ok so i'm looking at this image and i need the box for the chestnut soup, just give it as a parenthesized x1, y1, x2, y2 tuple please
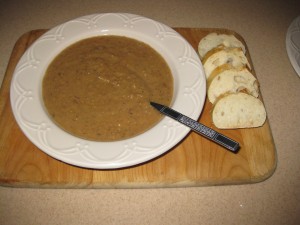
(42, 35, 173, 141)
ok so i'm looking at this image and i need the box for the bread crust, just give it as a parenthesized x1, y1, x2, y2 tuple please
(212, 93, 266, 129)
(203, 47, 251, 78)
(198, 32, 267, 130)
(207, 64, 259, 103)
(198, 32, 246, 59)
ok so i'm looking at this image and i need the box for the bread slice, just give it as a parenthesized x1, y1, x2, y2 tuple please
(212, 93, 266, 129)
(198, 33, 246, 59)
(202, 47, 251, 78)
(207, 64, 259, 103)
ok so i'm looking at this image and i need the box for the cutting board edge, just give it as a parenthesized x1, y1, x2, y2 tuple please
(0, 164, 277, 189)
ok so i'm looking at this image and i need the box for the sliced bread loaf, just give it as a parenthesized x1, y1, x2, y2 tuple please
(212, 93, 266, 129)
(202, 47, 251, 78)
(207, 64, 259, 104)
(198, 32, 246, 59)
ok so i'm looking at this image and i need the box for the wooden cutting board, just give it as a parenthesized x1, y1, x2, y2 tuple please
(0, 28, 276, 188)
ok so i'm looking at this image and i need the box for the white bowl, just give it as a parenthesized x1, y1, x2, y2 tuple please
(10, 13, 206, 169)
(286, 15, 300, 77)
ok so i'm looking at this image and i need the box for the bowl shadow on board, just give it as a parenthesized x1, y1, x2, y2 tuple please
(55, 129, 194, 172)
(115, 130, 193, 171)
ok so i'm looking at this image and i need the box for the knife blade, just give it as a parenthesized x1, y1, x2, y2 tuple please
(150, 102, 240, 153)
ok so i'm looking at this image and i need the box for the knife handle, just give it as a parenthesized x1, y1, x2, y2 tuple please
(150, 102, 240, 153)
(179, 115, 240, 153)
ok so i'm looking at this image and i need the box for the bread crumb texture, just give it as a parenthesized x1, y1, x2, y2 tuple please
(198, 32, 266, 129)
(212, 93, 266, 129)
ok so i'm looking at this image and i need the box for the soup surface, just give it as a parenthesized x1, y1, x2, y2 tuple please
(42, 35, 173, 141)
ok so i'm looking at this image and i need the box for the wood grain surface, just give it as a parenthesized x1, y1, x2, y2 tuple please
(0, 28, 276, 188)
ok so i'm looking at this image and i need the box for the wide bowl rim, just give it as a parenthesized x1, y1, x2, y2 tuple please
(10, 13, 206, 169)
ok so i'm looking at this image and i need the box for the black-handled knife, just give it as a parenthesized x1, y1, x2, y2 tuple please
(150, 102, 240, 153)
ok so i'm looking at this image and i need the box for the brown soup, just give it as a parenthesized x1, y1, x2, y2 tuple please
(42, 35, 173, 141)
